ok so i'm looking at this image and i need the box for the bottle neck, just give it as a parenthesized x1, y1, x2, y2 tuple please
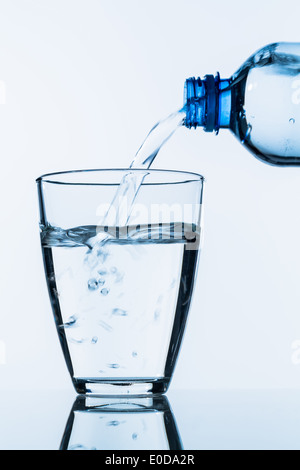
(184, 74, 231, 132)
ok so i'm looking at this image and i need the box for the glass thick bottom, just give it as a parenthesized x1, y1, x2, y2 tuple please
(73, 378, 170, 396)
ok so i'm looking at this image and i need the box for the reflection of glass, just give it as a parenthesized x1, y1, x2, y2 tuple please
(37, 169, 204, 395)
(60, 395, 182, 450)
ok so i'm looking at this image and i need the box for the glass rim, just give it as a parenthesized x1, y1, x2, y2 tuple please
(36, 168, 205, 186)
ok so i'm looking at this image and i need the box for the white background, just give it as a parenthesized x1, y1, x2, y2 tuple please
(1, 0, 300, 393)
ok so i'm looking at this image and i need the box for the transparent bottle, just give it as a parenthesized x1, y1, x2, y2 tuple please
(184, 42, 300, 165)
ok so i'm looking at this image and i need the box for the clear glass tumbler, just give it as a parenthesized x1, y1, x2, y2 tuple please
(60, 395, 182, 450)
(36, 169, 204, 395)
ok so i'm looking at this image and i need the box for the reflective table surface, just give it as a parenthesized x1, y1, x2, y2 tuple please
(0, 389, 300, 450)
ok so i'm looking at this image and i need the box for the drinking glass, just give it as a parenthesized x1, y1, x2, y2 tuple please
(36, 169, 204, 395)
(60, 395, 182, 450)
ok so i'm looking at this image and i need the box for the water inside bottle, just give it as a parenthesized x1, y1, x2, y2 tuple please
(230, 44, 300, 165)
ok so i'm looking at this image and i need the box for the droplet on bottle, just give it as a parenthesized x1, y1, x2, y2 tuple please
(245, 124, 252, 138)
(88, 278, 98, 291)
(242, 124, 252, 144)
(100, 287, 110, 296)
(289, 118, 295, 124)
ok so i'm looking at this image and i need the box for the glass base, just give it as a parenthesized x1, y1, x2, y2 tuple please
(73, 378, 170, 396)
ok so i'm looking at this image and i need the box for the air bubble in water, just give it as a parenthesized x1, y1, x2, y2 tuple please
(107, 420, 120, 427)
(62, 315, 77, 328)
(97, 277, 105, 286)
(88, 278, 98, 291)
(115, 271, 124, 283)
(99, 320, 112, 332)
(154, 310, 160, 320)
(132, 351, 138, 358)
(107, 363, 120, 369)
(98, 268, 107, 276)
(289, 118, 295, 124)
(96, 248, 109, 264)
(112, 308, 127, 316)
(100, 287, 110, 296)
(91, 336, 98, 344)
(69, 337, 87, 344)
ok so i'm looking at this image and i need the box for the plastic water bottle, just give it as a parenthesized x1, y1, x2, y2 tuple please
(184, 42, 300, 165)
